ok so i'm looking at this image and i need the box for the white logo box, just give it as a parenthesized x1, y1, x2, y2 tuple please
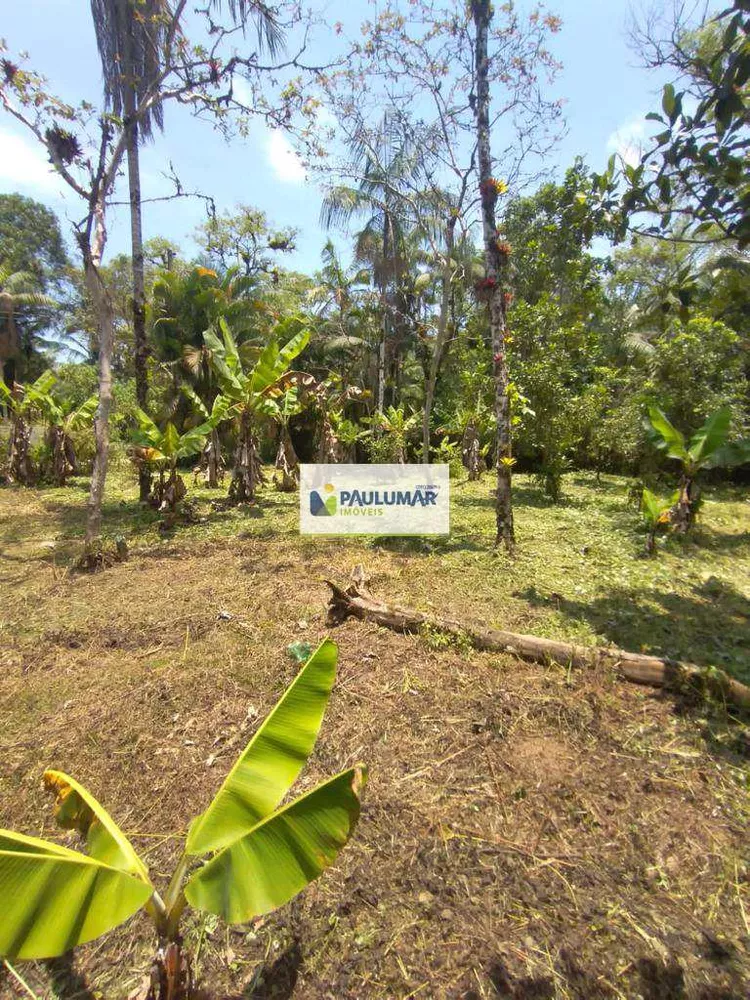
(300, 464, 450, 535)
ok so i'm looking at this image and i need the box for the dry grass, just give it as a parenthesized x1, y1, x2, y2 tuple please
(0, 469, 748, 999)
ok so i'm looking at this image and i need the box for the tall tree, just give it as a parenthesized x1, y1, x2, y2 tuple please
(1, 2, 336, 553)
(0, 265, 56, 388)
(598, 0, 750, 247)
(472, 0, 514, 551)
(89, 0, 168, 500)
(321, 114, 417, 412)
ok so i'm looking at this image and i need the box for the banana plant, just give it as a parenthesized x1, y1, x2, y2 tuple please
(266, 384, 304, 492)
(0, 640, 366, 1000)
(646, 405, 750, 531)
(362, 406, 420, 464)
(181, 385, 226, 489)
(204, 317, 310, 503)
(0, 371, 57, 485)
(131, 399, 228, 515)
(641, 487, 679, 555)
(37, 393, 98, 486)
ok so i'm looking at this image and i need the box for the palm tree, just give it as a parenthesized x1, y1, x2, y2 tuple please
(90, 0, 283, 497)
(320, 114, 418, 412)
(89, 0, 169, 500)
(0, 264, 56, 388)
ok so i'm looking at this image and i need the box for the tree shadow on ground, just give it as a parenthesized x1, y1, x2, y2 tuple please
(463, 950, 747, 1000)
(453, 483, 590, 511)
(237, 941, 301, 999)
(517, 576, 750, 685)
(45, 953, 97, 1000)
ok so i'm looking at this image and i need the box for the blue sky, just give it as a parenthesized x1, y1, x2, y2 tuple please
(1, 0, 670, 275)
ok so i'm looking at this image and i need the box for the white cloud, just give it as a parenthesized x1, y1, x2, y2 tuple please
(605, 115, 647, 168)
(265, 129, 306, 184)
(0, 127, 67, 197)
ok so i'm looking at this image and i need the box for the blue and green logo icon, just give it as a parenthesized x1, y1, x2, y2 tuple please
(309, 482, 337, 517)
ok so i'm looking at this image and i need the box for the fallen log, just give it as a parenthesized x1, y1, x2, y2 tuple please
(325, 568, 750, 712)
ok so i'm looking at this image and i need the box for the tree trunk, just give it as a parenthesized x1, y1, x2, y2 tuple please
(47, 425, 72, 486)
(83, 256, 116, 546)
(325, 571, 750, 712)
(6, 410, 33, 485)
(671, 476, 698, 534)
(422, 220, 456, 462)
(146, 940, 192, 1000)
(125, 102, 151, 503)
(462, 421, 481, 480)
(206, 428, 223, 488)
(472, 0, 515, 552)
(228, 410, 263, 503)
(274, 424, 300, 491)
(377, 216, 390, 415)
(315, 412, 344, 463)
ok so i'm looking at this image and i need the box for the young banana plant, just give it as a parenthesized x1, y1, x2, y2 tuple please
(0, 640, 366, 1000)
(38, 393, 98, 486)
(0, 371, 57, 485)
(204, 317, 310, 504)
(641, 486, 679, 555)
(132, 398, 229, 516)
(646, 405, 750, 532)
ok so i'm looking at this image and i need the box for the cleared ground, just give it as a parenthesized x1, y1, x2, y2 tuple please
(0, 468, 748, 999)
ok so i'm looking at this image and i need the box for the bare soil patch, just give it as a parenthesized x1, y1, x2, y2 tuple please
(1, 530, 748, 1000)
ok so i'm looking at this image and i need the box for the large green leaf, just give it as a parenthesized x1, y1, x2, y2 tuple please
(162, 422, 181, 459)
(184, 766, 366, 924)
(175, 421, 214, 459)
(133, 408, 162, 448)
(687, 406, 732, 467)
(705, 437, 750, 469)
(68, 395, 98, 431)
(28, 370, 57, 398)
(218, 318, 242, 372)
(646, 406, 688, 461)
(186, 639, 338, 856)
(43, 771, 150, 883)
(0, 831, 153, 960)
(277, 328, 310, 372)
(249, 339, 282, 395)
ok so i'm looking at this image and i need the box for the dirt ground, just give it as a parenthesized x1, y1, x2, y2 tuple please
(1, 515, 748, 1000)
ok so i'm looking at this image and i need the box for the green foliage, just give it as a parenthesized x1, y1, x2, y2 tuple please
(646, 404, 750, 477)
(0, 640, 365, 960)
(598, 1, 750, 245)
(131, 402, 226, 470)
(363, 406, 420, 463)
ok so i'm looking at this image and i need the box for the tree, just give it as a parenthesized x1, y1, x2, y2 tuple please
(0, 264, 56, 387)
(599, 0, 750, 246)
(646, 404, 750, 532)
(321, 113, 419, 412)
(131, 399, 227, 518)
(0, 193, 69, 278)
(89, 0, 169, 500)
(196, 204, 296, 277)
(1, 4, 337, 549)
(206, 318, 310, 502)
(39, 392, 99, 486)
(0, 371, 56, 484)
(472, 0, 515, 550)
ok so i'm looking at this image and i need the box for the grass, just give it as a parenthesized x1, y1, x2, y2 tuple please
(0, 465, 749, 999)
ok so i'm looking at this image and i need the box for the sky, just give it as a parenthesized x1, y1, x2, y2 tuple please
(0, 0, 672, 276)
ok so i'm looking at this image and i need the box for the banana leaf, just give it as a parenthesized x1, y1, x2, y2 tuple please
(186, 639, 338, 856)
(184, 766, 366, 924)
